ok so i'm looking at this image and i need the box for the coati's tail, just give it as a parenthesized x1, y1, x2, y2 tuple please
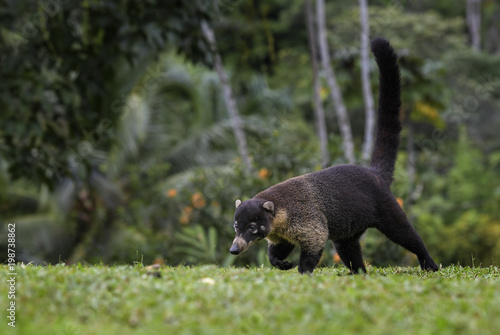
(369, 37, 401, 185)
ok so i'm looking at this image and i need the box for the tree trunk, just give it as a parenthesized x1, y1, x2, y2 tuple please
(486, 4, 500, 54)
(467, 0, 482, 51)
(315, 0, 355, 164)
(359, 0, 376, 163)
(201, 21, 253, 175)
(305, 0, 330, 168)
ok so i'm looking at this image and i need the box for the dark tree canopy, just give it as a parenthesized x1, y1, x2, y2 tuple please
(0, 0, 212, 188)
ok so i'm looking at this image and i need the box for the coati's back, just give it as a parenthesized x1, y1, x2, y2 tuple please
(256, 164, 389, 240)
(253, 38, 402, 242)
(257, 37, 401, 221)
(316, 37, 402, 230)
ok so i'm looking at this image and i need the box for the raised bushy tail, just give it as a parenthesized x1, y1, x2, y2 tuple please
(369, 37, 401, 185)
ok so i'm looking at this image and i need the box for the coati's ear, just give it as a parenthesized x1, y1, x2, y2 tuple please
(262, 201, 274, 213)
(235, 199, 242, 208)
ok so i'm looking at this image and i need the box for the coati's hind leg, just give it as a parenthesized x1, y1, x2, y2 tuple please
(333, 237, 367, 274)
(376, 199, 439, 271)
(268, 240, 296, 270)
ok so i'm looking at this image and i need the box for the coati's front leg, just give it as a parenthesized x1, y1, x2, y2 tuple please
(268, 241, 296, 270)
(298, 249, 323, 274)
(297, 219, 329, 274)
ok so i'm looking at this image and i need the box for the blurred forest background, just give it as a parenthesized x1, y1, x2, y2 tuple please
(1, 0, 500, 269)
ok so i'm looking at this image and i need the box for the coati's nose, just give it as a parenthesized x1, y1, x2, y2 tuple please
(229, 243, 240, 255)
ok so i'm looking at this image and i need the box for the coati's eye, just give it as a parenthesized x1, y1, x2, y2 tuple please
(234, 222, 238, 232)
(249, 224, 258, 234)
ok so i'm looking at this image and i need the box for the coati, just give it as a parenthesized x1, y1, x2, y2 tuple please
(229, 37, 439, 274)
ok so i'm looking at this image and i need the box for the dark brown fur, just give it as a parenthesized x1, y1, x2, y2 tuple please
(229, 38, 439, 274)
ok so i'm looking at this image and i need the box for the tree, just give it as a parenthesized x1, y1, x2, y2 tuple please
(0, 0, 214, 262)
(0, 0, 212, 189)
(201, 21, 253, 175)
(485, 2, 500, 54)
(316, 0, 355, 163)
(359, 0, 376, 162)
(305, 0, 330, 168)
(466, 0, 482, 51)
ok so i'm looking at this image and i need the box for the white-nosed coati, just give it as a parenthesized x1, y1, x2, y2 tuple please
(229, 37, 439, 274)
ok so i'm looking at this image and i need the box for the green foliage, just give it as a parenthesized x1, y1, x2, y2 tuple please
(405, 130, 500, 266)
(362, 129, 500, 268)
(6, 264, 500, 334)
(82, 52, 319, 266)
(174, 224, 235, 267)
(215, 0, 308, 76)
(443, 50, 500, 151)
(0, 0, 212, 187)
(328, 7, 461, 130)
(329, 6, 466, 59)
(445, 210, 500, 266)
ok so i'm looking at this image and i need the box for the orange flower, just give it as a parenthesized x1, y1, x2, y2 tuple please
(258, 168, 270, 179)
(166, 189, 177, 198)
(182, 206, 193, 215)
(396, 197, 404, 208)
(333, 253, 341, 263)
(180, 215, 190, 225)
(153, 257, 164, 265)
(191, 192, 206, 209)
(180, 206, 193, 225)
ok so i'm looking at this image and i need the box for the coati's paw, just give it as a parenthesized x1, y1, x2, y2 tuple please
(424, 262, 440, 272)
(297, 265, 313, 275)
(277, 261, 296, 270)
(419, 258, 439, 272)
(298, 253, 322, 274)
(272, 260, 296, 270)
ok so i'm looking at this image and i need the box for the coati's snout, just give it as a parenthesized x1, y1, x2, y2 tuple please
(229, 243, 240, 255)
(229, 236, 249, 255)
(229, 198, 274, 255)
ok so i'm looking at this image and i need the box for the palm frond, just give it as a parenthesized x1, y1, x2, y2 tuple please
(107, 93, 151, 177)
(157, 164, 235, 193)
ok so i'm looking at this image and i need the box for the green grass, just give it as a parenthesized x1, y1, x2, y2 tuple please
(2, 264, 500, 335)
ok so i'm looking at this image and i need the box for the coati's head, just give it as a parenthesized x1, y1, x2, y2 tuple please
(229, 198, 274, 255)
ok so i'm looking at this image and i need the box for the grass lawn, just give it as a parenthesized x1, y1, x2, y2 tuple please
(1, 264, 500, 334)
